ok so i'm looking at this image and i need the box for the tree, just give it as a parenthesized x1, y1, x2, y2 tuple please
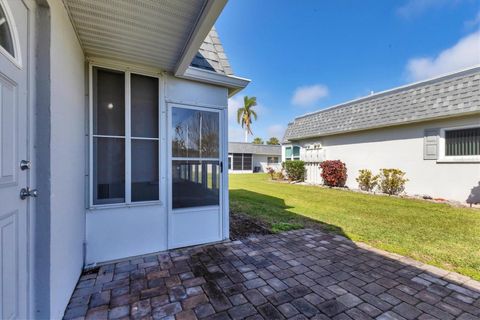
(267, 137, 280, 145)
(237, 96, 258, 142)
(252, 137, 264, 144)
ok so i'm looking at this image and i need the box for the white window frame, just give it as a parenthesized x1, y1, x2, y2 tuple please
(284, 145, 301, 161)
(438, 124, 480, 163)
(88, 63, 162, 208)
(0, 0, 22, 68)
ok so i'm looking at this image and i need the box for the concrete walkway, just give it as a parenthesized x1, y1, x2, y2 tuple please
(64, 229, 480, 319)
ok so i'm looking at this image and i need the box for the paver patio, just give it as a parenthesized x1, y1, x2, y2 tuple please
(64, 229, 480, 320)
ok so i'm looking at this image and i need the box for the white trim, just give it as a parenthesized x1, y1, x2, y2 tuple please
(165, 98, 227, 110)
(0, 0, 22, 68)
(438, 123, 480, 163)
(283, 145, 301, 161)
(125, 71, 132, 204)
(166, 103, 223, 215)
(174, 0, 227, 76)
(88, 64, 94, 207)
(179, 66, 250, 97)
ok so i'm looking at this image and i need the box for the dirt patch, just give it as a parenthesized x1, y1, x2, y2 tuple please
(229, 212, 273, 240)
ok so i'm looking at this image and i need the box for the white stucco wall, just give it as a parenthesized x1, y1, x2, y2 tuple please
(253, 154, 281, 172)
(48, 1, 86, 318)
(295, 115, 480, 202)
(86, 75, 229, 264)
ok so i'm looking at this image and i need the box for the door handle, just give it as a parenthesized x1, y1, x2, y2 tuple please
(20, 160, 31, 170)
(20, 187, 38, 200)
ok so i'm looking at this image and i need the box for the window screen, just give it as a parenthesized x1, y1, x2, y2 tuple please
(445, 128, 480, 156)
(285, 147, 292, 158)
(293, 146, 300, 158)
(92, 68, 160, 205)
(243, 154, 252, 171)
(233, 153, 243, 170)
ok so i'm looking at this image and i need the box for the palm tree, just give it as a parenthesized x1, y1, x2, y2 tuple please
(252, 137, 264, 144)
(267, 137, 280, 145)
(237, 96, 257, 142)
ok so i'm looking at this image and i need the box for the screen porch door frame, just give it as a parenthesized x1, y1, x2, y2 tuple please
(167, 103, 226, 249)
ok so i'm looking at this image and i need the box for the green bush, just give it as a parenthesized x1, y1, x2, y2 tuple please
(378, 169, 408, 195)
(356, 169, 379, 192)
(284, 160, 305, 181)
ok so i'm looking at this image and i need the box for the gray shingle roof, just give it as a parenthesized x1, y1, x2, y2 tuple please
(284, 67, 480, 142)
(191, 27, 233, 75)
(229, 142, 282, 156)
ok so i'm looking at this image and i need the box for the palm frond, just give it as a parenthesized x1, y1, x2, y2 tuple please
(250, 109, 257, 120)
(237, 107, 244, 124)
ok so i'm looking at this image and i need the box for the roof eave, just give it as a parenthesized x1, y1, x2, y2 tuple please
(174, 0, 228, 77)
(179, 66, 251, 97)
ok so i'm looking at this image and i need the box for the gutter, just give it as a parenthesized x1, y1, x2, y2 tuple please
(179, 66, 250, 97)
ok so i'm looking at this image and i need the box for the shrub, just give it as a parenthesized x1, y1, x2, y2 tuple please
(356, 169, 379, 192)
(266, 167, 275, 179)
(273, 171, 285, 180)
(320, 160, 347, 187)
(378, 169, 408, 195)
(284, 160, 305, 181)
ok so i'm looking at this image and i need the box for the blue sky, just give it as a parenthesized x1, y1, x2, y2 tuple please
(215, 0, 480, 142)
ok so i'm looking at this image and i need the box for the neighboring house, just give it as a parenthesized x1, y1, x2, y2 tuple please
(283, 67, 480, 203)
(228, 142, 282, 173)
(0, 0, 249, 318)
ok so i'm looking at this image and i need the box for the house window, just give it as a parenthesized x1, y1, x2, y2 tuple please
(243, 154, 252, 170)
(231, 153, 252, 171)
(285, 146, 300, 161)
(267, 156, 279, 164)
(0, 3, 14, 57)
(0, 0, 21, 66)
(445, 127, 480, 156)
(91, 67, 159, 205)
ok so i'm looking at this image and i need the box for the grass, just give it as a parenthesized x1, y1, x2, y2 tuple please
(229, 173, 480, 280)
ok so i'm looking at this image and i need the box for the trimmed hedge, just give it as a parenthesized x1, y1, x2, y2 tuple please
(284, 160, 305, 181)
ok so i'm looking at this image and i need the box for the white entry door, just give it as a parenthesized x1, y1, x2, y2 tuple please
(168, 104, 224, 248)
(0, 0, 30, 319)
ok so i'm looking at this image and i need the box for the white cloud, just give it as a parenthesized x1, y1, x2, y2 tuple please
(396, 0, 450, 19)
(291, 84, 329, 107)
(465, 11, 480, 29)
(228, 96, 243, 122)
(405, 31, 480, 81)
(266, 124, 285, 140)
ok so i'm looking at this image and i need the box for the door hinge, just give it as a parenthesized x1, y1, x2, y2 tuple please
(220, 161, 223, 173)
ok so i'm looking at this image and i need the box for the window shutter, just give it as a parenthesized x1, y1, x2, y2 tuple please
(424, 128, 440, 160)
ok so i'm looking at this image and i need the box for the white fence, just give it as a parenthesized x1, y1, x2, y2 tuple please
(305, 162, 323, 184)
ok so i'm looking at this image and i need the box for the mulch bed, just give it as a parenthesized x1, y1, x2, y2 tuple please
(229, 212, 273, 240)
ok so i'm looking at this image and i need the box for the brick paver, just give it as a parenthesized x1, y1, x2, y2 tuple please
(64, 229, 480, 319)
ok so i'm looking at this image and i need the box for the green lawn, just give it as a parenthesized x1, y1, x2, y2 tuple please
(229, 173, 480, 280)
